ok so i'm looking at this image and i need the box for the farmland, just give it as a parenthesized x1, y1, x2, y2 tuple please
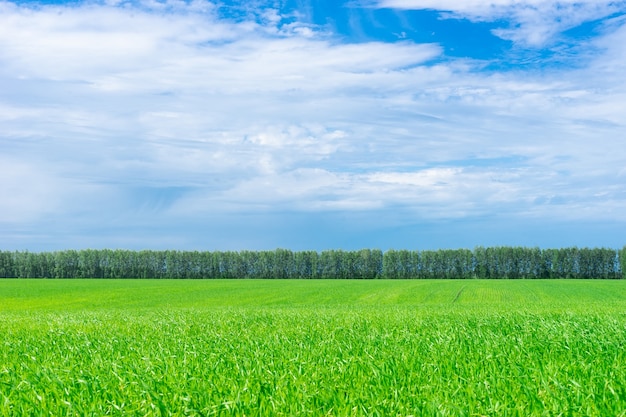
(1, 279, 626, 416)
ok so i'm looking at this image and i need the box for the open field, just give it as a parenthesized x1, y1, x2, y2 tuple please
(1, 280, 626, 416)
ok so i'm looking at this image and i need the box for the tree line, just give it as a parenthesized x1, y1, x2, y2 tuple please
(0, 247, 625, 279)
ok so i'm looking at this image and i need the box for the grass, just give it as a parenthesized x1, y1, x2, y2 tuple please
(1, 279, 626, 416)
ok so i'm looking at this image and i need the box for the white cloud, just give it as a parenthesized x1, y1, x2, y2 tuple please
(377, 0, 625, 47)
(1, 0, 626, 249)
(0, 159, 61, 223)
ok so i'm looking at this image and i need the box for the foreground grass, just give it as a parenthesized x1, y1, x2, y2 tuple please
(1, 280, 625, 416)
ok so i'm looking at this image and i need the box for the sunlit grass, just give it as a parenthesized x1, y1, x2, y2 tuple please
(1, 280, 625, 415)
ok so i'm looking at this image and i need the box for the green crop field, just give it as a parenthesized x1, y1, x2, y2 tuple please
(1, 279, 625, 416)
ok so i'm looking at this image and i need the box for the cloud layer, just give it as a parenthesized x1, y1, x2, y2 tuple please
(1, 0, 625, 250)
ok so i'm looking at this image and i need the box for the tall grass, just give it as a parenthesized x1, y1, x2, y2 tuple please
(1, 280, 625, 416)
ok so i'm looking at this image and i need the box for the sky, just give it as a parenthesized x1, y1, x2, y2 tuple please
(1, 0, 626, 252)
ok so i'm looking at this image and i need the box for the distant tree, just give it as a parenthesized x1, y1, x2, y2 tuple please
(382, 250, 401, 279)
(294, 251, 318, 279)
(362, 249, 383, 279)
(619, 246, 626, 279)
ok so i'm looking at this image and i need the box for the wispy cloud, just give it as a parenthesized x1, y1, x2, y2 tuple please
(1, 0, 625, 250)
(376, 0, 625, 47)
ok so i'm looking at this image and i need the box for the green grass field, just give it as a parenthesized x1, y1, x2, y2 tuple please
(1, 279, 625, 416)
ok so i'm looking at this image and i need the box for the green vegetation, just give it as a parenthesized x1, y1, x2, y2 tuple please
(1, 279, 626, 416)
(1, 246, 625, 279)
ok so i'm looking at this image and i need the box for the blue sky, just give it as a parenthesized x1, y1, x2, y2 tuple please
(1, 0, 626, 252)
